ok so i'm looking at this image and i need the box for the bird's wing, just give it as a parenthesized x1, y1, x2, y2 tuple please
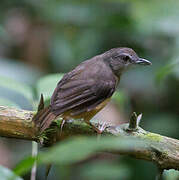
(50, 77, 116, 116)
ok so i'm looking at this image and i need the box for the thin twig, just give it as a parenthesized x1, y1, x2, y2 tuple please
(31, 141, 38, 180)
(156, 168, 164, 180)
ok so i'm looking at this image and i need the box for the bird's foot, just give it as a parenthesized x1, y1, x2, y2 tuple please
(96, 122, 107, 134)
(95, 122, 107, 140)
(85, 120, 107, 135)
(90, 123, 104, 134)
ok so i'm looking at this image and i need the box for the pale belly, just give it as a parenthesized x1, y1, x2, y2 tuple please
(61, 98, 111, 121)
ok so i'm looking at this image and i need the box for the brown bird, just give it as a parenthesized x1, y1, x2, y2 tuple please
(34, 47, 151, 133)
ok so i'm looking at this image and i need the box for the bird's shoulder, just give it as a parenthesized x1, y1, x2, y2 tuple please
(59, 55, 114, 86)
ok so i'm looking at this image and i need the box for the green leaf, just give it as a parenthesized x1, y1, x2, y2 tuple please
(80, 161, 131, 180)
(0, 97, 20, 108)
(0, 76, 34, 104)
(14, 136, 144, 176)
(36, 73, 64, 102)
(13, 157, 36, 176)
(0, 165, 23, 180)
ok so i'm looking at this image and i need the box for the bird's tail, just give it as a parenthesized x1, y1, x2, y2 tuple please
(33, 106, 56, 133)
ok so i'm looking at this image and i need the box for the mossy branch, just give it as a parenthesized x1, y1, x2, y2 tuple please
(0, 106, 179, 171)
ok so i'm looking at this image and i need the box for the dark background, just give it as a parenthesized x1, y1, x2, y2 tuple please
(0, 0, 179, 179)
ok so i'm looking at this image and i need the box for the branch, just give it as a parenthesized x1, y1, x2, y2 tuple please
(0, 106, 179, 171)
(0, 106, 38, 141)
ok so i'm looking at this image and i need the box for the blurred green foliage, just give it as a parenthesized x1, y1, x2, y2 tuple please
(14, 136, 143, 176)
(0, 0, 179, 180)
(0, 76, 33, 103)
(164, 169, 179, 180)
(36, 73, 63, 103)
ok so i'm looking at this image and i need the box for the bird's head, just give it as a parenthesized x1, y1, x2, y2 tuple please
(103, 47, 151, 77)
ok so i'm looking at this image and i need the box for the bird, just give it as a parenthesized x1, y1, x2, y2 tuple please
(33, 47, 151, 133)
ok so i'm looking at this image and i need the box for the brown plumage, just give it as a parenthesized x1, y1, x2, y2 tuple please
(33, 47, 151, 133)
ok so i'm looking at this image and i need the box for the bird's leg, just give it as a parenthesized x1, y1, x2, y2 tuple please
(85, 120, 100, 134)
(96, 122, 107, 140)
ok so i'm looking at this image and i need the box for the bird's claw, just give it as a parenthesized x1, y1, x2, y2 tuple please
(96, 122, 107, 134)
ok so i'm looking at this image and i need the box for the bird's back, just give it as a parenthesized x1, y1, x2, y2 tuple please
(50, 55, 117, 117)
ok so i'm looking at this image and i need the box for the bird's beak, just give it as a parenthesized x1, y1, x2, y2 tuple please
(135, 58, 152, 65)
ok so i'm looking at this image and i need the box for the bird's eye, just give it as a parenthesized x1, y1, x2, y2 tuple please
(123, 55, 130, 61)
